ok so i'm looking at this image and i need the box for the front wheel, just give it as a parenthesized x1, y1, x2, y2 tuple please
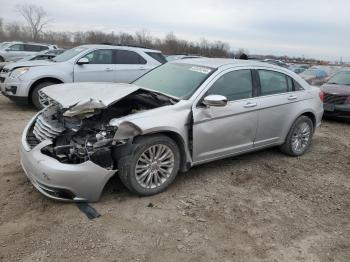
(280, 116, 314, 156)
(118, 135, 180, 196)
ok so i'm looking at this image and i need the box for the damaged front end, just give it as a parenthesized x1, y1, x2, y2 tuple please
(26, 89, 173, 170)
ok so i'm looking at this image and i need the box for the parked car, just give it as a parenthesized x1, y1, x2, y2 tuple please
(0, 49, 66, 71)
(0, 42, 12, 49)
(300, 68, 328, 86)
(0, 44, 166, 109)
(20, 58, 323, 202)
(0, 42, 58, 62)
(13, 48, 65, 62)
(321, 70, 350, 119)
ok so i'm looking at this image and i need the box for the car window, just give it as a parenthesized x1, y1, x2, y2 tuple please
(53, 47, 88, 62)
(83, 49, 113, 64)
(293, 80, 304, 91)
(133, 63, 214, 99)
(116, 50, 146, 64)
(206, 70, 253, 101)
(258, 70, 289, 96)
(39, 45, 49, 51)
(8, 44, 24, 51)
(24, 44, 44, 52)
(286, 76, 293, 91)
(146, 52, 167, 64)
(328, 71, 350, 85)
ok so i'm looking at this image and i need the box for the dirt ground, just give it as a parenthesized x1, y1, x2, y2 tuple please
(0, 94, 349, 262)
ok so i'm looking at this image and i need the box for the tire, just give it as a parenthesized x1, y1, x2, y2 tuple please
(31, 81, 55, 110)
(118, 135, 180, 196)
(280, 116, 314, 156)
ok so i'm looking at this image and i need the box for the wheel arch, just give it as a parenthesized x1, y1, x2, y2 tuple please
(28, 77, 64, 103)
(300, 111, 316, 131)
(283, 110, 317, 143)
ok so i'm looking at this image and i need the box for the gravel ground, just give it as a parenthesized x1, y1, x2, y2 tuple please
(0, 94, 349, 262)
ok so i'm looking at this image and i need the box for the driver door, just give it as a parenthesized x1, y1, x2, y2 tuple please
(73, 49, 116, 82)
(192, 69, 259, 163)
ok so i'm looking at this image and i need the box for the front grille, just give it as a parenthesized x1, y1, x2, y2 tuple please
(324, 93, 348, 105)
(27, 131, 40, 149)
(33, 113, 65, 142)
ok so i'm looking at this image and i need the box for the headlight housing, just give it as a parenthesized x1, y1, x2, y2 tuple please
(9, 67, 30, 79)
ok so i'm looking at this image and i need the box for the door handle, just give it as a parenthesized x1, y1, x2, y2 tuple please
(288, 95, 298, 100)
(139, 67, 147, 70)
(104, 68, 114, 72)
(244, 102, 257, 108)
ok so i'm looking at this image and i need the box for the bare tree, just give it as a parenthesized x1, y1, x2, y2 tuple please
(15, 4, 50, 41)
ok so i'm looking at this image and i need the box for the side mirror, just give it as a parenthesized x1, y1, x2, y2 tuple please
(203, 95, 228, 107)
(76, 57, 89, 65)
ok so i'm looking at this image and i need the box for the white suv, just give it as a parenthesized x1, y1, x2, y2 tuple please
(0, 44, 166, 109)
(0, 42, 58, 62)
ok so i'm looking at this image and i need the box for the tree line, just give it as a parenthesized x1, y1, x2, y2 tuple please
(0, 13, 238, 58)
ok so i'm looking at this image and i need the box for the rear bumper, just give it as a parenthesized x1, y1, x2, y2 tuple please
(323, 104, 350, 119)
(20, 117, 116, 202)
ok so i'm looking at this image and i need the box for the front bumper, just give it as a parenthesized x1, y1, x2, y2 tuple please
(323, 103, 350, 119)
(20, 116, 116, 202)
(1, 75, 31, 98)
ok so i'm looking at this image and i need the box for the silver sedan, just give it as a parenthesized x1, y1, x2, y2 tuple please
(20, 58, 324, 202)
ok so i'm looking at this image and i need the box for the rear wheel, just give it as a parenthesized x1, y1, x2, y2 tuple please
(280, 116, 314, 156)
(118, 135, 180, 196)
(31, 81, 56, 109)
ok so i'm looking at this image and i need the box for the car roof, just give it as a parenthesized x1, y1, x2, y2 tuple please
(78, 44, 161, 53)
(170, 58, 287, 71)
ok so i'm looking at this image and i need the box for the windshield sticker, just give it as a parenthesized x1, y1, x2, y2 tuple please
(189, 66, 212, 74)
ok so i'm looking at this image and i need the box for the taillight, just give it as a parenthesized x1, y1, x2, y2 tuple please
(319, 91, 324, 102)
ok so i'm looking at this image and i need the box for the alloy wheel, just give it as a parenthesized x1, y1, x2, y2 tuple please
(135, 144, 175, 189)
(291, 122, 311, 153)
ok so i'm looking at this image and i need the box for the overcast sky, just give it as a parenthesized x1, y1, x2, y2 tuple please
(0, 0, 348, 61)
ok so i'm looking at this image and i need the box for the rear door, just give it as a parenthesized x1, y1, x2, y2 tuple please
(23, 44, 44, 55)
(115, 50, 152, 83)
(192, 69, 259, 163)
(4, 44, 25, 60)
(73, 49, 116, 82)
(254, 69, 305, 147)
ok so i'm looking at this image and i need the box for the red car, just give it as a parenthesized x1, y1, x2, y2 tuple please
(321, 70, 350, 120)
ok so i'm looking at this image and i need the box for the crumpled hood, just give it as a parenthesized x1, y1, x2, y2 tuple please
(42, 82, 141, 116)
(321, 83, 350, 96)
(3, 60, 54, 71)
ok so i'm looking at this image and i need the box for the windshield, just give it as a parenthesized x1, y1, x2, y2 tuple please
(134, 63, 215, 99)
(53, 46, 88, 62)
(328, 71, 350, 85)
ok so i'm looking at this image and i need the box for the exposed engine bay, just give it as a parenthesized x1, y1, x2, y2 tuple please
(27, 90, 175, 169)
